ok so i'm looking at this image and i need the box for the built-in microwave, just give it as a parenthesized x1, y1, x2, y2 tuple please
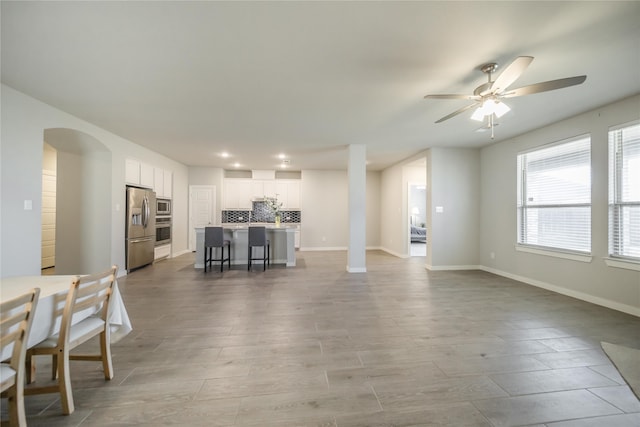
(156, 198, 171, 216)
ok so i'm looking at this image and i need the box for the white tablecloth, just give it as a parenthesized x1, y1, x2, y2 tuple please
(0, 275, 133, 361)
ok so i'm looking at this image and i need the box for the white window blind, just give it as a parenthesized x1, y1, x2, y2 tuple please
(608, 122, 640, 260)
(517, 136, 591, 253)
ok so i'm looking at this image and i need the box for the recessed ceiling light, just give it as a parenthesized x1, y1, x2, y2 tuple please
(278, 153, 286, 160)
(233, 162, 241, 168)
(220, 152, 230, 158)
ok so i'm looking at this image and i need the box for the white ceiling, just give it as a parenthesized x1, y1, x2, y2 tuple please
(2, 1, 639, 171)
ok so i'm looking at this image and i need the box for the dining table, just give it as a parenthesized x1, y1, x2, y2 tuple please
(0, 274, 132, 361)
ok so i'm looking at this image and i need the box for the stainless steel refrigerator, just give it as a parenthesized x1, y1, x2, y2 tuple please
(126, 186, 156, 272)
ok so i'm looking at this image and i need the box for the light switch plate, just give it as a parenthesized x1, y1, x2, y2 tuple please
(24, 200, 33, 210)
(435, 206, 444, 213)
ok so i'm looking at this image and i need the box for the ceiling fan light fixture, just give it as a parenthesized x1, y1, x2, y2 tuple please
(492, 100, 510, 118)
(471, 106, 485, 121)
(471, 99, 510, 121)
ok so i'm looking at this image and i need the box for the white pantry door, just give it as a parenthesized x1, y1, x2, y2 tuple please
(189, 185, 216, 251)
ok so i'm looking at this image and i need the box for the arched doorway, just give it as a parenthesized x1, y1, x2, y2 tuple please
(42, 128, 112, 275)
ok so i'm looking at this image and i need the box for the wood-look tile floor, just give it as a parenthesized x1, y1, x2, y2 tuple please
(4, 251, 639, 426)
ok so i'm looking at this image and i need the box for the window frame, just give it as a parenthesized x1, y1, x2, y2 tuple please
(516, 134, 592, 256)
(608, 120, 640, 263)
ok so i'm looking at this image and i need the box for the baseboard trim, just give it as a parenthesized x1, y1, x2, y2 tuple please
(426, 264, 482, 271)
(480, 265, 640, 317)
(300, 246, 348, 252)
(379, 247, 410, 259)
(172, 249, 191, 258)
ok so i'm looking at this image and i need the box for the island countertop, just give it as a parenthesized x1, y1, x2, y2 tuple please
(194, 226, 296, 268)
(219, 223, 299, 230)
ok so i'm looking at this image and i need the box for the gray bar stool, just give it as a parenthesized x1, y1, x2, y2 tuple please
(204, 227, 231, 272)
(248, 226, 270, 271)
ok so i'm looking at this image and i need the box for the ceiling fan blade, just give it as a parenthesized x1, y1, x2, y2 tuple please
(425, 94, 481, 100)
(434, 103, 479, 123)
(489, 56, 534, 94)
(503, 75, 587, 97)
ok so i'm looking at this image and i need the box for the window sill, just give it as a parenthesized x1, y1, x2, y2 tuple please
(515, 245, 592, 263)
(604, 257, 640, 272)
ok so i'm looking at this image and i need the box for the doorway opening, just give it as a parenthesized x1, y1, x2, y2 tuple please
(404, 157, 427, 258)
(409, 183, 427, 256)
(41, 128, 112, 275)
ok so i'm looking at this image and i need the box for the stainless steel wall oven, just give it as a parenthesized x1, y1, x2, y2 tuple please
(155, 216, 171, 246)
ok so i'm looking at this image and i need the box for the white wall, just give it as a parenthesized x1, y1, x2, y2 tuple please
(480, 94, 640, 315)
(188, 166, 224, 224)
(366, 171, 381, 248)
(300, 170, 349, 249)
(427, 147, 481, 269)
(298, 170, 381, 250)
(55, 150, 84, 273)
(380, 164, 406, 256)
(379, 159, 429, 257)
(0, 85, 189, 277)
(380, 149, 480, 265)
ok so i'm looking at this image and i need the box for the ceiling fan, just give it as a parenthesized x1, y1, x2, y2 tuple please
(424, 56, 587, 138)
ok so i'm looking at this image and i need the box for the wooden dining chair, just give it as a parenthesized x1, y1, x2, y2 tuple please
(1, 288, 40, 427)
(25, 265, 117, 415)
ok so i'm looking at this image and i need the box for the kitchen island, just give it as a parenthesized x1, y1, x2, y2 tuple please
(194, 225, 296, 268)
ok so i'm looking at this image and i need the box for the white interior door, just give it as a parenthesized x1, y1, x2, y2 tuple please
(189, 185, 216, 251)
(41, 170, 57, 268)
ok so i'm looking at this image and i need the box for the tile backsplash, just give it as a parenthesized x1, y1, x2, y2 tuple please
(223, 201, 301, 223)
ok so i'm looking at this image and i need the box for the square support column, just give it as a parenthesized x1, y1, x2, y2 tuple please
(347, 144, 366, 272)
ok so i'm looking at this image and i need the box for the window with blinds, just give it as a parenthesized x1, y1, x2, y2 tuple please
(608, 122, 640, 260)
(517, 136, 591, 253)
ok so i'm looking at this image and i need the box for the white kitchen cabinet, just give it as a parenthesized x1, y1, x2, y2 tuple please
(223, 179, 252, 209)
(154, 244, 171, 260)
(250, 180, 265, 200)
(154, 167, 164, 197)
(140, 162, 155, 188)
(163, 170, 172, 199)
(275, 181, 288, 203)
(127, 159, 172, 198)
(249, 179, 277, 200)
(125, 159, 141, 185)
(263, 180, 276, 199)
(153, 168, 173, 199)
(222, 178, 299, 209)
(273, 180, 300, 209)
(125, 159, 154, 189)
